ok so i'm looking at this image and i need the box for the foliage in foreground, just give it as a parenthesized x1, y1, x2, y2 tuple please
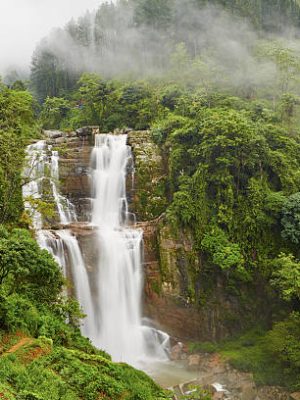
(0, 337, 169, 400)
(0, 227, 169, 399)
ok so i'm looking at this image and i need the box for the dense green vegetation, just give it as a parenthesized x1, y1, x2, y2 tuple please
(0, 80, 38, 224)
(189, 317, 300, 390)
(3, 0, 300, 396)
(0, 83, 171, 398)
(33, 43, 300, 391)
(0, 336, 168, 399)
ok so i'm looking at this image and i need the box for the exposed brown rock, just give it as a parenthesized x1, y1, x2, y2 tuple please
(187, 354, 201, 370)
(49, 134, 93, 221)
(291, 393, 300, 400)
(170, 342, 186, 361)
(44, 130, 64, 139)
(257, 386, 290, 400)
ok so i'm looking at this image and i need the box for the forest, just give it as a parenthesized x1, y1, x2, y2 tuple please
(2, 0, 300, 398)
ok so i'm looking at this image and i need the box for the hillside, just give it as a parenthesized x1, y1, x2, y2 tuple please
(2, 0, 300, 398)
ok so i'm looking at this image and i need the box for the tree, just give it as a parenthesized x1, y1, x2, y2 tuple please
(74, 73, 113, 128)
(170, 43, 191, 80)
(40, 97, 71, 129)
(281, 193, 300, 245)
(31, 43, 77, 102)
(256, 42, 300, 95)
(0, 228, 64, 303)
(201, 226, 248, 280)
(0, 131, 24, 223)
(267, 312, 300, 389)
(271, 253, 300, 301)
(0, 85, 37, 223)
(134, 0, 174, 30)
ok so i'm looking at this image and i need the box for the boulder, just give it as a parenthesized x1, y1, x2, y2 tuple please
(54, 137, 67, 144)
(291, 393, 300, 400)
(44, 130, 63, 139)
(170, 342, 184, 361)
(76, 126, 99, 137)
(65, 131, 77, 137)
(76, 127, 90, 137)
(240, 383, 257, 400)
(257, 386, 290, 400)
(213, 393, 226, 400)
(187, 354, 201, 370)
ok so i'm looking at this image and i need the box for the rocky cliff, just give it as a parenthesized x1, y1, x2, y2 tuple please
(43, 127, 267, 343)
(126, 131, 244, 341)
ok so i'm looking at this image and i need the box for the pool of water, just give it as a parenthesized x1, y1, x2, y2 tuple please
(141, 360, 198, 388)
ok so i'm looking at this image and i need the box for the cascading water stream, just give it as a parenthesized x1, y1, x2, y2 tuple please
(57, 229, 96, 338)
(23, 135, 169, 370)
(90, 134, 169, 366)
(23, 141, 94, 332)
(50, 149, 77, 224)
(23, 140, 47, 232)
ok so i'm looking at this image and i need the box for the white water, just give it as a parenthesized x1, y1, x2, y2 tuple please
(90, 134, 169, 366)
(23, 141, 91, 324)
(23, 141, 76, 231)
(23, 135, 169, 369)
(57, 229, 96, 338)
(50, 149, 77, 224)
(23, 140, 47, 231)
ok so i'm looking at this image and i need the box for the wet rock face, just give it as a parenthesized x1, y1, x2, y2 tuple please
(45, 129, 98, 221)
(127, 130, 237, 341)
(74, 224, 100, 298)
(137, 216, 244, 342)
(128, 131, 273, 343)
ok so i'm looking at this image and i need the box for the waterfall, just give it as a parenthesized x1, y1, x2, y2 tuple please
(23, 141, 76, 231)
(56, 229, 96, 338)
(50, 149, 77, 224)
(23, 140, 47, 232)
(23, 135, 169, 370)
(90, 134, 169, 366)
(23, 142, 93, 334)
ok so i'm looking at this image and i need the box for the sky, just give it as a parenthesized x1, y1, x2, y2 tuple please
(0, 0, 106, 74)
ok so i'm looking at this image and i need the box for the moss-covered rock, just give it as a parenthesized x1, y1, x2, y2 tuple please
(127, 130, 168, 221)
(158, 222, 198, 301)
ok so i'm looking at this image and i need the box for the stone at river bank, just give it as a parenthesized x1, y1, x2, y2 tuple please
(168, 350, 290, 400)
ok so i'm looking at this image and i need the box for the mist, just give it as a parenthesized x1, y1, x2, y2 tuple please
(0, 0, 106, 76)
(30, 0, 300, 98)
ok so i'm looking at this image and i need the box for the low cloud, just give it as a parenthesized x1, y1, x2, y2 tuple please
(0, 0, 104, 75)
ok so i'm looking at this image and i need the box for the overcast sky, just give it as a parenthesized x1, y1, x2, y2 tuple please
(0, 0, 107, 74)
